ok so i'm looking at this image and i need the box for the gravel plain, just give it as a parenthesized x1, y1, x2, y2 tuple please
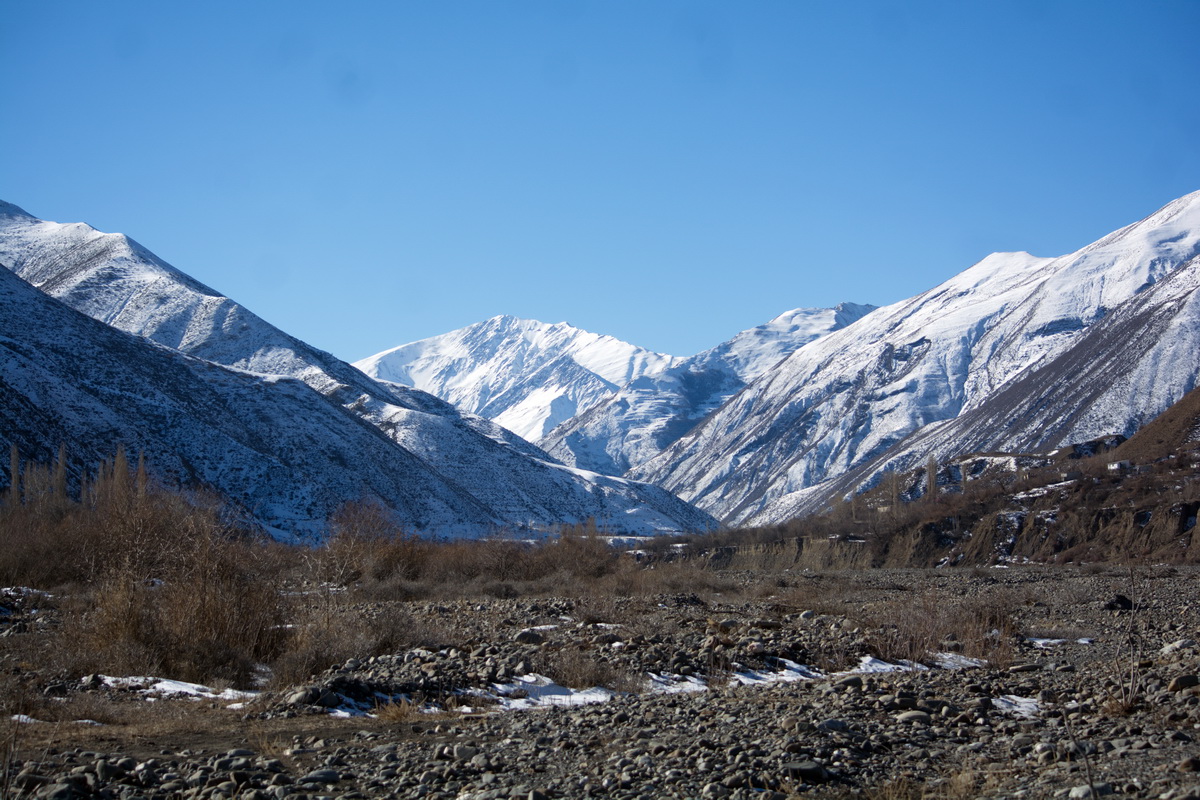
(5, 565, 1200, 799)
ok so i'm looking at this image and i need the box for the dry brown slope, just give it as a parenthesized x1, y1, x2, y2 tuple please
(1113, 384, 1200, 464)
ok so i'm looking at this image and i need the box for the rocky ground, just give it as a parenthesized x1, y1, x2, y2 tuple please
(5, 565, 1200, 799)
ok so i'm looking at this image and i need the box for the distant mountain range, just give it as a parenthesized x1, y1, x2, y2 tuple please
(632, 191, 1200, 524)
(363, 192, 1200, 529)
(0, 201, 715, 537)
(359, 304, 876, 476)
(4, 190, 1197, 537)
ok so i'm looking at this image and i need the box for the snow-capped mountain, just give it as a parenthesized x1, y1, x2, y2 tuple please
(0, 201, 715, 535)
(540, 303, 876, 475)
(355, 316, 680, 442)
(631, 192, 1200, 525)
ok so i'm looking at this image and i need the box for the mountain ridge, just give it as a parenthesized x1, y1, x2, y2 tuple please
(631, 191, 1200, 525)
(540, 302, 876, 475)
(0, 202, 716, 536)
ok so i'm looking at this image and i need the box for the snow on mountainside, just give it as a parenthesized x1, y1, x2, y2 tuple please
(540, 303, 876, 476)
(0, 201, 715, 535)
(355, 316, 680, 442)
(631, 192, 1200, 526)
(0, 266, 496, 536)
(764, 246, 1200, 524)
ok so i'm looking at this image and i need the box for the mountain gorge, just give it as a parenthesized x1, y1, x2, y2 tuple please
(0, 201, 715, 536)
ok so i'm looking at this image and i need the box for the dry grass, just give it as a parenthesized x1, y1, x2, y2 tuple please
(857, 588, 1019, 667)
(772, 574, 857, 616)
(538, 647, 645, 693)
(1, 715, 20, 800)
(807, 764, 1011, 800)
(268, 600, 419, 688)
(372, 697, 425, 723)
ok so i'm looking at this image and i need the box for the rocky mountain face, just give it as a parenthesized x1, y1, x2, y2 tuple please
(630, 192, 1200, 525)
(0, 201, 715, 536)
(355, 316, 679, 443)
(540, 304, 876, 476)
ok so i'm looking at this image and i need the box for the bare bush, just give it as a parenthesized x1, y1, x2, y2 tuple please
(80, 519, 287, 688)
(539, 646, 644, 693)
(859, 588, 1018, 667)
(269, 601, 418, 688)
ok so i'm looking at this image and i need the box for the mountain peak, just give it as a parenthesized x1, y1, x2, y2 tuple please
(357, 317, 679, 441)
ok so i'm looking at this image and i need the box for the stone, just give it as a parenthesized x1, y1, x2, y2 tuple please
(453, 745, 480, 760)
(1162, 639, 1196, 655)
(896, 710, 932, 724)
(782, 760, 831, 784)
(514, 629, 545, 645)
(1067, 783, 1112, 798)
(39, 785, 76, 800)
(286, 687, 318, 706)
(1104, 594, 1133, 611)
(300, 769, 341, 784)
(1168, 675, 1200, 693)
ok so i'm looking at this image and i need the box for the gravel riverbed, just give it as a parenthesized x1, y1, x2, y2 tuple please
(5, 566, 1200, 799)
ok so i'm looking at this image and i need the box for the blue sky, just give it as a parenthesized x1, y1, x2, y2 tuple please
(3, 1, 1198, 361)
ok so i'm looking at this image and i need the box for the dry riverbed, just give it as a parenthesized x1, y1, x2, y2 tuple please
(4, 565, 1200, 799)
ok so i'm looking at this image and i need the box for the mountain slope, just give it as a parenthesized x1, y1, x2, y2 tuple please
(765, 246, 1200, 523)
(355, 316, 679, 442)
(0, 202, 715, 535)
(0, 265, 498, 536)
(540, 303, 876, 475)
(631, 192, 1200, 525)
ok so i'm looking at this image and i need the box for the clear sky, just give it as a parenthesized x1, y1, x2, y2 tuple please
(3, 1, 1198, 361)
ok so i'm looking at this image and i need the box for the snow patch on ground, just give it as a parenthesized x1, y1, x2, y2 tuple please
(100, 675, 256, 702)
(994, 694, 1041, 718)
(488, 674, 616, 710)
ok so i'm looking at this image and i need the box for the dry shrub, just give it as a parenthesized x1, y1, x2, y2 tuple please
(269, 602, 418, 687)
(527, 527, 617, 579)
(540, 647, 644, 693)
(0, 451, 289, 690)
(321, 516, 630, 600)
(81, 519, 287, 688)
(859, 588, 1018, 667)
(319, 499, 427, 586)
